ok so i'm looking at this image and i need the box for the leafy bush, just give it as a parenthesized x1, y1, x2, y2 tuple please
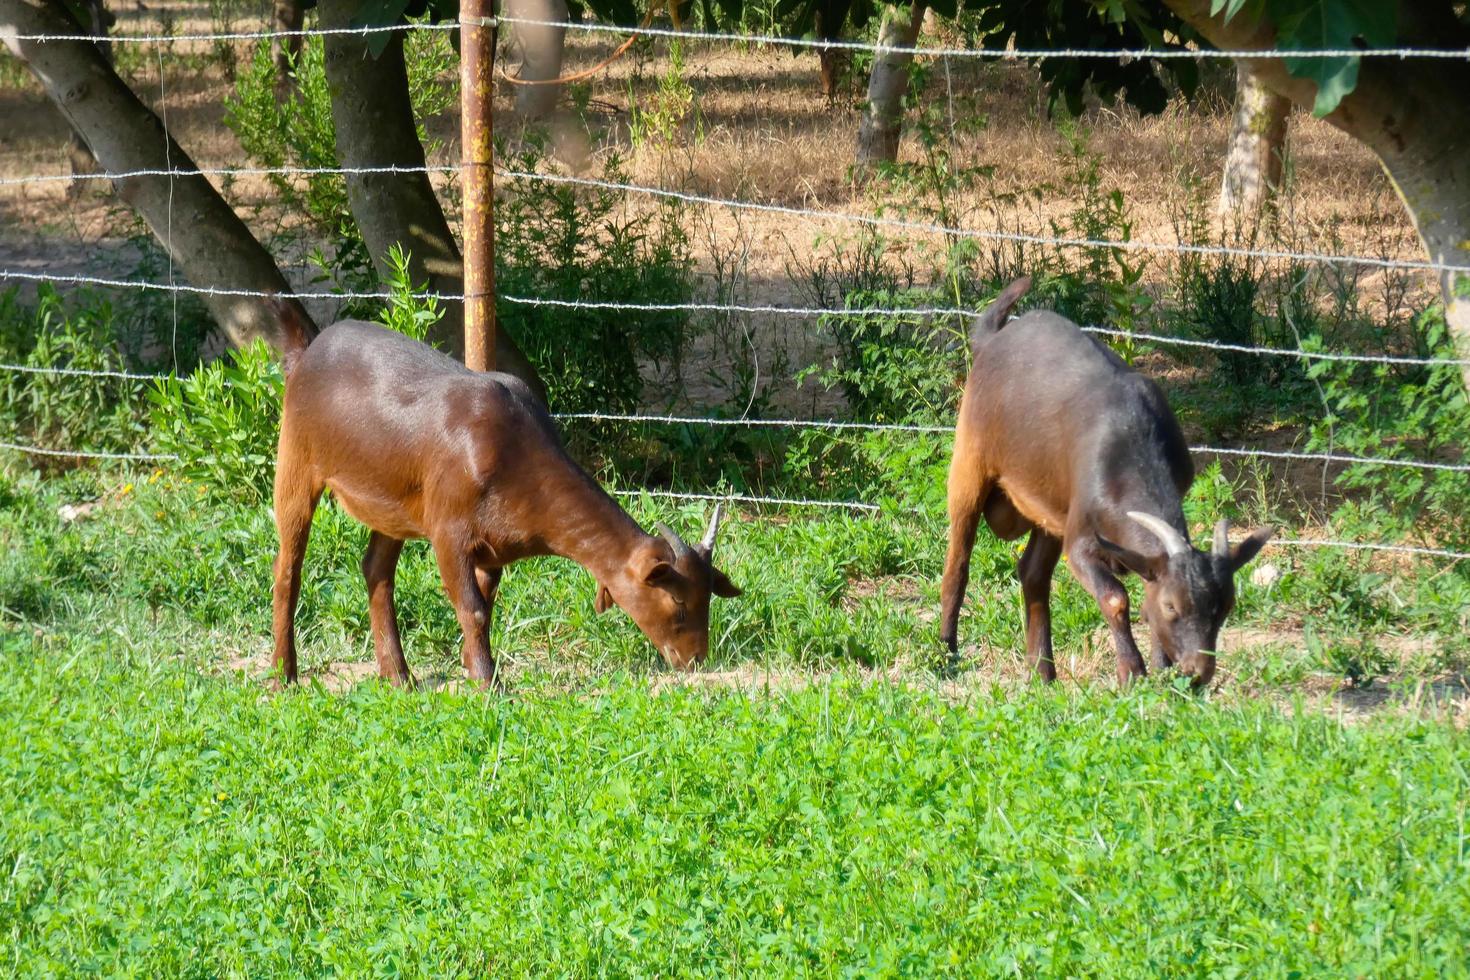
(1307, 306, 1470, 549)
(147, 250, 445, 504)
(224, 38, 377, 302)
(149, 340, 283, 505)
(224, 33, 457, 308)
(806, 287, 965, 425)
(497, 145, 696, 414)
(0, 286, 150, 459)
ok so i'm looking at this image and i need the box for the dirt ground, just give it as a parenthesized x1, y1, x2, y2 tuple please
(216, 622, 1470, 729)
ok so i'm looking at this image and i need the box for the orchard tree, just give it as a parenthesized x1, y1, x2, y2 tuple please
(856, 0, 1204, 167)
(1218, 60, 1290, 219)
(1145, 0, 1470, 387)
(2, 0, 546, 390)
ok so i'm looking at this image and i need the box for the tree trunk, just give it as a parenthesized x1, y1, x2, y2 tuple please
(813, 0, 851, 104)
(856, 1, 927, 167)
(1217, 61, 1290, 221)
(316, 0, 545, 399)
(504, 0, 567, 120)
(64, 0, 112, 193)
(270, 0, 305, 101)
(1163, 0, 1470, 392)
(2, 0, 314, 350)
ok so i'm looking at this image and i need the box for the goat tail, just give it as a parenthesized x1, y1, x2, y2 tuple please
(270, 295, 317, 379)
(967, 275, 1032, 348)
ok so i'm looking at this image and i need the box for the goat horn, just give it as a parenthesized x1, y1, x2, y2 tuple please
(1126, 511, 1191, 558)
(698, 502, 724, 558)
(654, 522, 693, 560)
(1213, 518, 1231, 557)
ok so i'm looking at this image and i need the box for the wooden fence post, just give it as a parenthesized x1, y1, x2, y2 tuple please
(460, 0, 496, 371)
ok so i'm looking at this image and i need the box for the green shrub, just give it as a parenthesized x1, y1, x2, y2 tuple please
(0, 286, 150, 459)
(224, 37, 377, 305)
(1307, 306, 1470, 550)
(149, 340, 284, 505)
(497, 145, 696, 415)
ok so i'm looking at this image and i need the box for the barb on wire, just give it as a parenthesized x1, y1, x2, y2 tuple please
(13, 15, 1469, 61)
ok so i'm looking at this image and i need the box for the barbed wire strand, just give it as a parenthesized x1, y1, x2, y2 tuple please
(0, 383, 1460, 472)
(3, 438, 1464, 557)
(0, 164, 460, 187)
(496, 15, 1470, 62)
(0, 362, 167, 381)
(5, 164, 1464, 278)
(498, 169, 1470, 276)
(0, 440, 178, 461)
(2, 271, 1466, 369)
(10, 17, 1470, 61)
(7, 23, 452, 44)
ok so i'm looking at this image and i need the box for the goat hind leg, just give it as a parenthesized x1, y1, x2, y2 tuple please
(939, 465, 992, 654)
(1018, 530, 1062, 682)
(362, 531, 412, 686)
(271, 467, 321, 685)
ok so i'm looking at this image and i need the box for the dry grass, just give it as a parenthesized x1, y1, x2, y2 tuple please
(0, 7, 1426, 292)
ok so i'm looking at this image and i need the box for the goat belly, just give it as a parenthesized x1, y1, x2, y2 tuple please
(995, 478, 1067, 537)
(325, 479, 426, 540)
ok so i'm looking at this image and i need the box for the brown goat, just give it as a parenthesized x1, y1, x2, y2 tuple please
(269, 305, 741, 687)
(940, 277, 1273, 687)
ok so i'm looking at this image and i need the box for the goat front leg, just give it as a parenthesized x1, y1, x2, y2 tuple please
(362, 531, 412, 686)
(431, 536, 497, 688)
(1066, 537, 1147, 686)
(1018, 530, 1063, 682)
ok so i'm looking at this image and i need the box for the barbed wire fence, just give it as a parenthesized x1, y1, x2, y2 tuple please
(2, 15, 1469, 561)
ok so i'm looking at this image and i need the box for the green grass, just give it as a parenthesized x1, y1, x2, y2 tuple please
(1, 634, 1467, 975)
(2, 457, 1469, 974)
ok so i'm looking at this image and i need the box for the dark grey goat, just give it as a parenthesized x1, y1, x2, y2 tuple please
(940, 276, 1274, 687)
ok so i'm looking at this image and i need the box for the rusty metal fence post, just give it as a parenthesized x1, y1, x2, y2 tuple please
(460, 0, 496, 371)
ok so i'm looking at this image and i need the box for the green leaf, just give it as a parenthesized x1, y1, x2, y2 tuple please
(350, 0, 415, 58)
(1275, 0, 1399, 116)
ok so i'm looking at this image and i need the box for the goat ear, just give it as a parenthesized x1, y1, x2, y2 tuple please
(710, 566, 742, 599)
(643, 560, 676, 586)
(595, 584, 616, 614)
(1228, 526, 1275, 573)
(1097, 535, 1165, 582)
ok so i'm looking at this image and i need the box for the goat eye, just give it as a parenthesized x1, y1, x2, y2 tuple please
(1162, 602, 1178, 618)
